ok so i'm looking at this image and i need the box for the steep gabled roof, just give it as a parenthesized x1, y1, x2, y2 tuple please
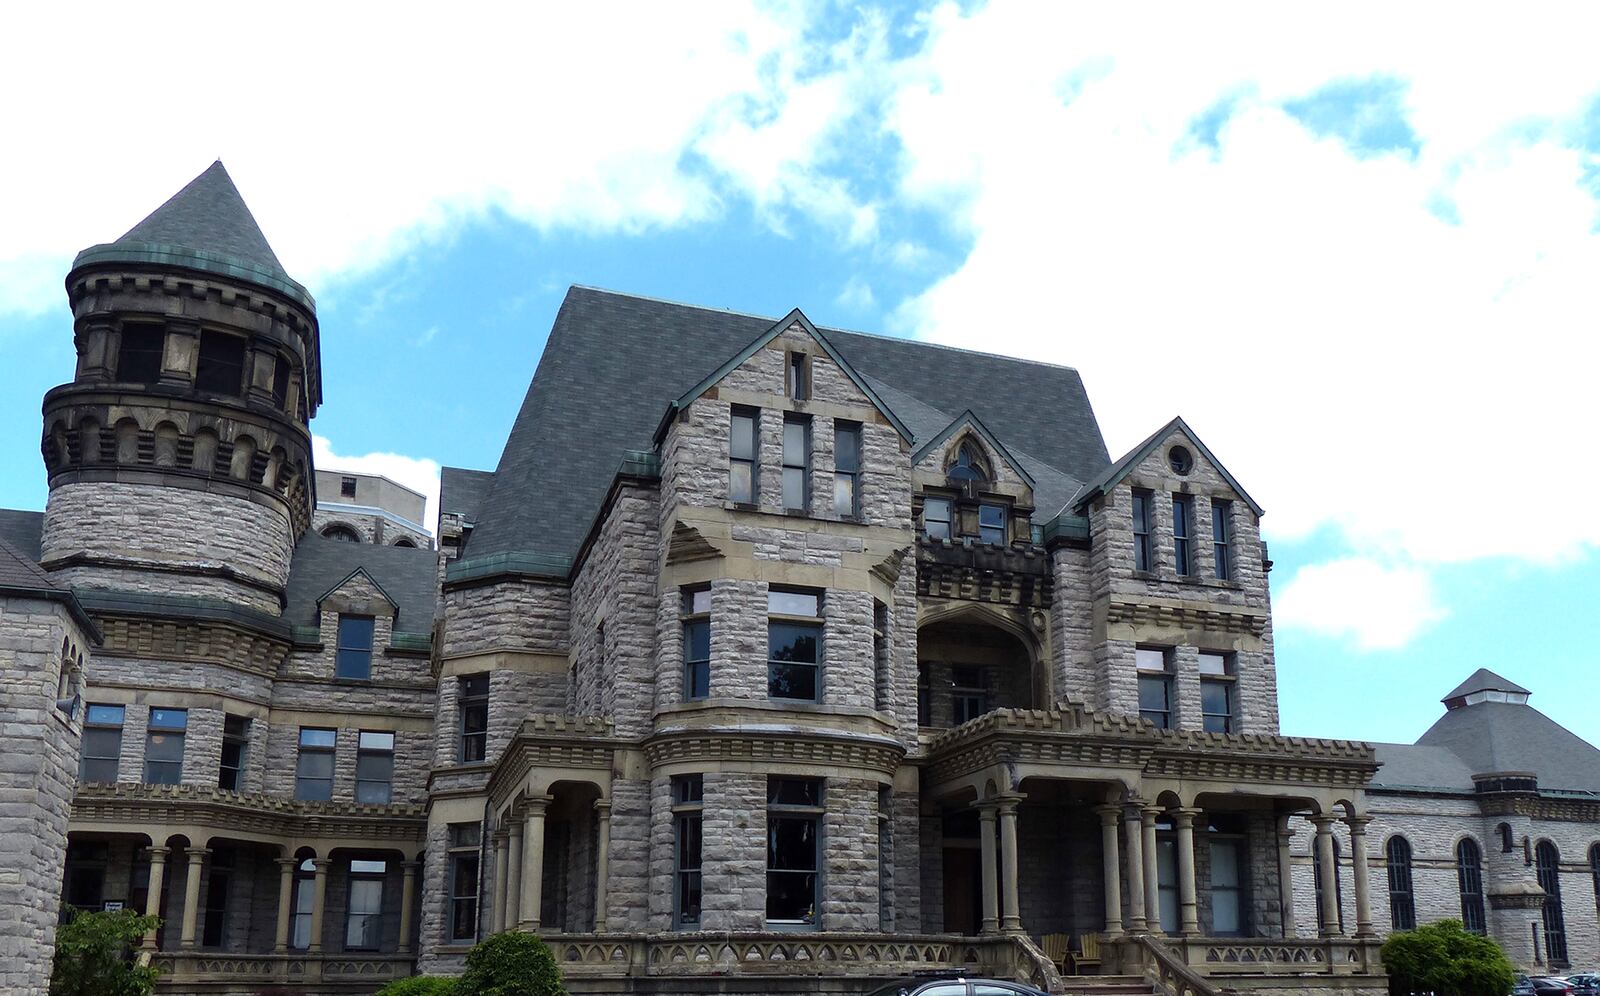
(1069, 416, 1264, 518)
(461, 286, 1109, 565)
(1442, 668, 1530, 703)
(284, 533, 438, 631)
(315, 567, 400, 615)
(912, 409, 1037, 490)
(656, 307, 913, 444)
(0, 508, 43, 562)
(0, 534, 101, 641)
(439, 467, 495, 526)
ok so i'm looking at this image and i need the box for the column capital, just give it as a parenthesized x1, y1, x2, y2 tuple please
(976, 802, 999, 822)
(1309, 813, 1340, 832)
(996, 793, 1024, 815)
(1275, 812, 1296, 835)
(523, 794, 553, 817)
(1344, 814, 1373, 833)
(1172, 807, 1202, 828)
(311, 857, 332, 872)
(144, 845, 170, 863)
(1141, 803, 1164, 822)
(275, 856, 300, 871)
(492, 829, 510, 844)
(594, 799, 613, 817)
(401, 860, 422, 874)
(185, 847, 211, 864)
(1093, 803, 1123, 826)
(508, 819, 525, 838)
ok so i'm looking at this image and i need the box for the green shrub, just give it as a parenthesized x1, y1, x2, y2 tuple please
(1381, 919, 1516, 996)
(455, 931, 565, 996)
(376, 977, 458, 996)
(50, 906, 162, 996)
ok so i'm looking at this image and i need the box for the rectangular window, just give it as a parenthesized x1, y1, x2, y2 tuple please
(219, 714, 250, 791)
(952, 665, 988, 725)
(335, 614, 375, 680)
(767, 777, 822, 926)
(834, 421, 861, 517)
(1212, 500, 1232, 581)
(916, 664, 931, 726)
(1210, 839, 1244, 935)
(682, 587, 711, 701)
(1199, 652, 1234, 733)
(345, 859, 386, 950)
(194, 331, 246, 396)
(202, 848, 233, 947)
(787, 350, 809, 400)
(449, 823, 481, 942)
(340, 475, 357, 498)
(271, 354, 292, 410)
(1136, 648, 1172, 729)
(116, 323, 164, 385)
(81, 704, 125, 783)
(872, 601, 889, 712)
(459, 674, 489, 763)
(729, 407, 758, 504)
(782, 416, 811, 511)
(1156, 826, 1179, 932)
(143, 707, 187, 785)
(295, 727, 336, 801)
(355, 731, 395, 804)
(1173, 494, 1193, 576)
(923, 497, 952, 540)
(978, 504, 1006, 545)
(673, 774, 704, 928)
(768, 589, 822, 702)
(292, 860, 315, 948)
(1131, 489, 1153, 571)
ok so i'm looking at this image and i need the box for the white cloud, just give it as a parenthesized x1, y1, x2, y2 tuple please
(312, 435, 441, 536)
(835, 276, 876, 312)
(1274, 558, 1447, 651)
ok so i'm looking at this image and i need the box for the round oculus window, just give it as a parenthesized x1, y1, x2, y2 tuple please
(1167, 445, 1193, 475)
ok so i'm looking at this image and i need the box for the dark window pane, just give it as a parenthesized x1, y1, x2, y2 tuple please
(686, 659, 710, 699)
(768, 662, 817, 700)
(272, 356, 292, 409)
(298, 752, 334, 779)
(195, 333, 246, 396)
(296, 777, 332, 802)
(336, 649, 372, 679)
(149, 708, 187, 730)
(338, 616, 374, 650)
(979, 504, 1005, 544)
(684, 619, 710, 662)
(768, 622, 820, 663)
(116, 325, 164, 385)
(767, 778, 821, 807)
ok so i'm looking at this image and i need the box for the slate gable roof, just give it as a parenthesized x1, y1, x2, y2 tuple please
(0, 533, 101, 640)
(1069, 416, 1263, 518)
(440, 468, 494, 527)
(0, 509, 43, 562)
(464, 286, 1110, 564)
(284, 532, 438, 632)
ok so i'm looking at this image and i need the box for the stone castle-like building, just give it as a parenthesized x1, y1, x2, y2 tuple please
(4, 163, 1599, 996)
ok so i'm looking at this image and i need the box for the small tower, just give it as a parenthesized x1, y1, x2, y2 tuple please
(39, 162, 320, 612)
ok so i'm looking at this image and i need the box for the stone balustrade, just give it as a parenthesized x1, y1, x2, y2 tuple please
(150, 951, 414, 984)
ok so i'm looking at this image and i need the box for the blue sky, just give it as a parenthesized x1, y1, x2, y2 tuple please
(4, 2, 1600, 746)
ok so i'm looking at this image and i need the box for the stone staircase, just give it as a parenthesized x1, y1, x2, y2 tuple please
(1053, 976, 1157, 996)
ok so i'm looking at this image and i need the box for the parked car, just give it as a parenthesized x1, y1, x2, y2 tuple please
(868, 978, 1049, 996)
(1563, 974, 1600, 996)
(1514, 975, 1576, 995)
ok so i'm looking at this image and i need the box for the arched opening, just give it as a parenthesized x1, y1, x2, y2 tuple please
(321, 524, 362, 543)
(916, 613, 1039, 729)
(534, 781, 606, 932)
(1386, 836, 1415, 930)
(1458, 838, 1486, 934)
(946, 438, 991, 484)
(1537, 840, 1568, 966)
(1498, 822, 1515, 853)
(394, 538, 416, 548)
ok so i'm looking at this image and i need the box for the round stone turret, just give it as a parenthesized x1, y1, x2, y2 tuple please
(39, 162, 321, 612)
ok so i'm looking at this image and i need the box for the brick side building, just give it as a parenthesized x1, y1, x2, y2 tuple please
(3, 163, 1596, 995)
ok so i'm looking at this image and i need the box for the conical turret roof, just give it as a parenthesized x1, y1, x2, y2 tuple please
(71, 161, 313, 311)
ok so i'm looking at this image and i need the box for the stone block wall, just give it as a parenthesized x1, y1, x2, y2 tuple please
(569, 484, 660, 737)
(698, 771, 768, 931)
(821, 777, 880, 930)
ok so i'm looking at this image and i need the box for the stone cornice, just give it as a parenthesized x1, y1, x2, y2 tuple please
(486, 715, 618, 808)
(71, 783, 426, 842)
(1103, 595, 1267, 637)
(1478, 793, 1600, 823)
(644, 726, 906, 777)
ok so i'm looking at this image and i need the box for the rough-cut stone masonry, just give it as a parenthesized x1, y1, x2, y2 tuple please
(569, 485, 659, 738)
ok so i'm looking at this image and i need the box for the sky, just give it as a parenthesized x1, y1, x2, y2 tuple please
(3, 2, 1599, 746)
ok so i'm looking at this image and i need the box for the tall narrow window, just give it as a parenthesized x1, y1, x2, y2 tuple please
(336, 615, 375, 680)
(978, 503, 1006, 545)
(1212, 499, 1232, 580)
(449, 823, 482, 942)
(951, 665, 988, 725)
(923, 497, 952, 540)
(1499, 822, 1515, 853)
(834, 421, 861, 517)
(143, 707, 187, 785)
(673, 774, 704, 928)
(1172, 494, 1193, 576)
(682, 587, 711, 700)
(219, 714, 250, 791)
(81, 704, 125, 782)
(346, 859, 386, 950)
(271, 354, 292, 410)
(1131, 489, 1153, 571)
(782, 416, 810, 511)
(202, 847, 233, 947)
(729, 407, 758, 504)
(1136, 648, 1173, 729)
(116, 323, 164, 385)
(195, 331, 246, 396)
(291, 859, 316, 949)
(355, 731, 395, 804)
(767, 777, 822, 927)
(787, 350, 809, 400)
(1209, 837, 1244, 935)
(295, 728, 336, 801)
(1156, 820, 1179, 932)
(459, 674, 489, 762)
(1386, 836, 1416, 930)
(1459, 839, 1486, 934)
(1537, 840, 1569, 966)
(768, 589, 822, 702)
(872, 601, 889, 712)
(1199, 652, 1234, 733)
(916, 663, 932, 726)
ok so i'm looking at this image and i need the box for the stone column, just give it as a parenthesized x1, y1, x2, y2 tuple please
(594, 800, 612, 932)
(1124, 805, 1147, 932)
(978, 803, 1000, 934)
(1141, 805, 1163, 934)
(179, 848, 209, 948)
(274, 857, 297, 953)
(246, 345, 278, 405)
(1096, 805, 1125, 937)
(141, 846, 169, 950)
(505, 821, 524, 929)
(1310, 815, 1341, 937)
(160, 321, 199, 386)
(491, 832, 510, 934)
(308, 858, 331, 953)
(519, 797, 550, 931)
(997, 795, 1023, 933)
(1174, 808, 1201, 936)
(1347, 814, 1375, 938)
(398, 860, 419, 954)
(1275, 814, 1296, 938)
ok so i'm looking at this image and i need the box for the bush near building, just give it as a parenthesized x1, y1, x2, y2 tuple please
(49, 907, 161, 996)
(1380, 919, 1516, 996)
(377, 932, 563, 996)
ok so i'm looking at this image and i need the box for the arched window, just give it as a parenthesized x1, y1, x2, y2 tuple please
(394, 538, 416, 548)
(946, 440, 989, 483)
(321, 525, 361, 543)
(1536, 840, 1568, 966)
(1458, 839, 1486, 934)
(1387, 836, 1416, 930)
(1499, 822, 1515, 853)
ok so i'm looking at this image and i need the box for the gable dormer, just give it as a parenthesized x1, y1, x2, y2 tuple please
(912, 411, 1036, 548)
(313, 566, 399, 682)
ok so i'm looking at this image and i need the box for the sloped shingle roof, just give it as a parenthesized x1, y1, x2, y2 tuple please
(1442, 668, 1531, 702)
(0, 509, 43, 562)
(284, 533, 439, 632)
